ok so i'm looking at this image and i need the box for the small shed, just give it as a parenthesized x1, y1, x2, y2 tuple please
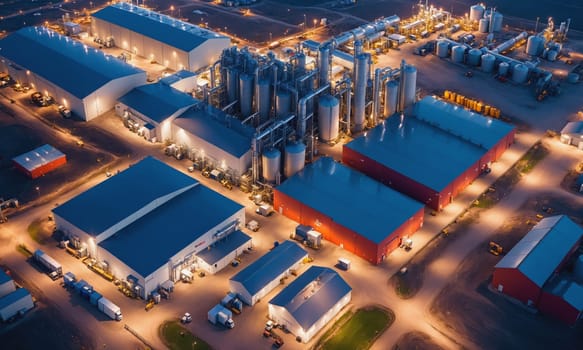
(560, 121, 583, 148)
(12, 144, 66, 179)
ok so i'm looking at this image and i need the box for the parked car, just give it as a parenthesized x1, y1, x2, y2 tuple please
(181, 312, 192, 324)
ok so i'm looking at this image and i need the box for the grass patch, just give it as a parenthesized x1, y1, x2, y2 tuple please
(27, 219, 49, 245)
(319, 307, 394, 350)
(395, 275, 412, 298)
(16, 243, 33, 258)
(472, 196, 496, 209)
(516, 142, 549, 174)
(159, 321, 212, 350)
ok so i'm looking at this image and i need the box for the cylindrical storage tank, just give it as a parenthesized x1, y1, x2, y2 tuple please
(276, 90, 291, 118)
(354, 40, 363, 56)
(296, 52, 306, 74)
(262, 148, 281, 182)
(353, 53, 370, 132)
(492, 13, 503, 32)
(470, 4, 485, 21)
(468, 49, 482, 66)
(548, 50, 559, 61)
(257, 79, 271, 121)
(239, 73, 254, 117)
(284, 142, 306, 178)
(451, 45, 466, 63)
(318, 94, 340, 142)
(478, 18, 489, 33)
(383, 80, 399, 117)
(226, 67, 239, 103)
(436, 40, 449, 58)
(318, 46, 330, 85)
(568, 73, 580, 84)
(481, 53, 495, 72)
(512, 64, 529, 84)
(498, 62, 509, 76)
(401, 64, 417, 110)
(526, 36, 544, 56)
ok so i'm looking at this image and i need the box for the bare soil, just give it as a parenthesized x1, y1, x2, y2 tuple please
(393, 331, 444, 350)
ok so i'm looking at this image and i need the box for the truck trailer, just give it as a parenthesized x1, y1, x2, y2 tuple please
(208, 304, 235, 328)
(33, 249, 62, 280)
(97, 297, 123, 321)
(220, 292, 243, 314)
(293, 225, 322, 249)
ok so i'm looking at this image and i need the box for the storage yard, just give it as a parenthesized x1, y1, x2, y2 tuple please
(1, 0, 583, 349)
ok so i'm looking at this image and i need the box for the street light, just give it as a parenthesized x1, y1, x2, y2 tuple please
(269, 32, 272, 42)
(35, 186, 40, 199)
(304, 14, 307, 30)
(314, 19, 317, 28)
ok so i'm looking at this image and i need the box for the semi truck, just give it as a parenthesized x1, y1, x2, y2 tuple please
(220, 292, 243, 314)
(33, 249, 62, 280)
(292, 225, 322, 249)
(208, 304, 235, 328)
(256, 204, 274, 217)
(97, 297, 123, 321)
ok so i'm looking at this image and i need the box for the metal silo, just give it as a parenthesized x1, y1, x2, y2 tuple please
(468, 49, 482, 66)
(318, 45, 330, 85)
(492, 13, 503, 32)
(436, 40, 449, 58)
(547, 50, 559, 61)
(512, 64, 529, 84)
(354, 40, 363, 56)
(498, 62, 509, 76)
(526, 35, 544, 56)
(262, 148, 281, 182)
(318, 94, 340, 142)
(451, 45, 466, 63)
(239, 73, 254, 117)
(276, 90, 291, 117)
(257, 79, 271, 121)
(478, 18, 489, 33)
(470, 4, 485, 21)
(284, 142, 306, 178)
(567, 73, 580, 84)
(226, 67, 239, 103)
(383, 80, 399, 117)
(401, 64, 417, 110)
(481, 53, 496, 73)
(353, 53, 370, 132)
(296, 52, 306, 74)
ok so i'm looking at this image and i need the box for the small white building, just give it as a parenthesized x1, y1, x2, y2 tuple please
(268, 266, 352, 343)
(560, 121, 583, 149)
(0, 288, 34, 322)
(229, 241, 308, 306)
(0, 270, 16, 298)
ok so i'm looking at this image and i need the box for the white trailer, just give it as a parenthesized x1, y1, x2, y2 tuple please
(0, 288, 34, 321)
(208, 304, 234, 328)
(97, 297, 123, 321)
(33, 249, 62, 280)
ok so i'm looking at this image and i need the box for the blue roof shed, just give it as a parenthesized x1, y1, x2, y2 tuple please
(197, 230, 251, 266)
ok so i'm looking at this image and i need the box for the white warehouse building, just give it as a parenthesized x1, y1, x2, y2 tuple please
(52, 157, 248, 299)
(92, 2, 230, 72)
(0, 27, 146, 121)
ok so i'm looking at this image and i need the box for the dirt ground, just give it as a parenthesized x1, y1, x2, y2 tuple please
(392, 331, 444, 350)
(429, 193, 583, 349)
(561, 162, 583, 194)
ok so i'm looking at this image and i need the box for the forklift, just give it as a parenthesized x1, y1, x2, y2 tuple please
(488, 241, 503, 256)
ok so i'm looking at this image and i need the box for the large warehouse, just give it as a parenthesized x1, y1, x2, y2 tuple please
(0, 27, 146, 121)
(53, 157, 246, 299)
(343, 96, 515, 210)
(274, 157, 425, 264)
(12, 144, 66, 179)
(493, 215, 583, 324)
(229, 240, 308, 306)
(115, 82, 199, 142)
(268, 266, 351, 343)
(92, 2, 230, 72)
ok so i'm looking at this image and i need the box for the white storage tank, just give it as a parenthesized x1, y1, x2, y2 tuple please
(478, 18, 489, 33)
(451, 45, 466, 63)
(401, 64, 417, 110)
(526, 36, 544, 56)
(512, 64, 529, 84)
(481, 53, 496, 73)
(383, 80, 399, 117)
(318, 94, 340, 142)
(262, 148, 281, 182)
(498, 62, 509, 76)
(284, 142, 306, 178)
(468, 49, 482, 66)
(470, 4, 485, 21)
(318, 45, 330, 84)
(353, 53, 370, 132)
(257, 79, 271, 121)
(276, 90, 291, 117)
(436, 40, 449, 58)
(226, 67, 239, 103)
(239, 73, 254, 117)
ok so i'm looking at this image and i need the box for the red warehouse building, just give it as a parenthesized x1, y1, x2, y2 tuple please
(274, 157, 425, 264)
(343, 96, 515, 211)
(493, 215, 583, 324)
(12, 144, 67, 179)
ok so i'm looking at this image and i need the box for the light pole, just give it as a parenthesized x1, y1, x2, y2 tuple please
(314, 19, 317, 28)
(303, 14, 307, 30)
(35, 186, 40, 199)
(269, 32, 272, 42)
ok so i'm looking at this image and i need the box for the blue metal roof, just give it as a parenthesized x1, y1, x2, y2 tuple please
(0, 270, 11, 285)
(0, 27, 144, 99)
(53, 157, 197, 237)
(160, 70, 197, 86)
(118, 83, 199, 123)
(277, 157, 424, 243)
(495, 216, 583, 287)
(345, 115, 487, 192)
(92, 3, 226, 52)
(230, 241, 308, 296)
(173, 106, 253, 158)
(197, 230, 251, 266)
(546, 278, 583, 311)
(12, 144, 65, 172)
(561, 121, 583, 135)
(269, 266, 351, 330)
(415, 96, 515, 149)
(0, 288, 31, 309)
(99, 182, 243, 277)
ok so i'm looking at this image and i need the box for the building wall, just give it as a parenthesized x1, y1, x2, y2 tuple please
(13, 155, 67, 179)
(538, 290, 581, 325)
(0, 280, 16, 298)
(376, 207, 424, 260)
(115, 102, 193, 142)
(83, 73, 147, 121)
(492, 268, 542, 306)
(188, 38, 230, 72)
(97, 246, 146, 298)
(0, 291, 34, 321)
(197, 238, 252, 275)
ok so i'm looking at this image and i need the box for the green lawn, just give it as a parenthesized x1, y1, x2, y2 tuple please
(159, 321, 212, 350)
(321, 307, 394, 350)
(27, 219, 46, 244)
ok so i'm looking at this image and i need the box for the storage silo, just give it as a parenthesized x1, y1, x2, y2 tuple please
(354, 40, 363, 56)
(470, 4, 485, 21)
(284, 142, 306, 178)
(262, 148, 281, 182)
(451, 45, 466, 63)
(318, 94, 340, 142)
(547, 50, 559, 61)
(512, 64, 529, 84)
(492, 12, 503, 32)
(478, 18, 489, 33)
(257, 79, 271, 121)
(401, 64, 417, 110)
(468, 49, 482, 66)
(296, 52, 306, 74)
(318, 45, 330, 85)
(498, 62, 509, 76)
(383, 80, 399, 117)
(436, 40, 449, 58)
(276, 90, 291, 117)
(226, 67, 239, 103)
(526, 36, 544, 56)
(481, 53, 496, 73)
(239, 73, 254, 117)
(353, 53, 370, 132)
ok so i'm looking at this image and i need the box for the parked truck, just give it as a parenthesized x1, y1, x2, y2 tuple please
(33, 249, 62, 280)
(208, 304, 234, 328)
(292, 225, 322, 249)
(256, 204, 274, 217)
(98, 297, 123, 321)
(220, 292, 243, 314)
